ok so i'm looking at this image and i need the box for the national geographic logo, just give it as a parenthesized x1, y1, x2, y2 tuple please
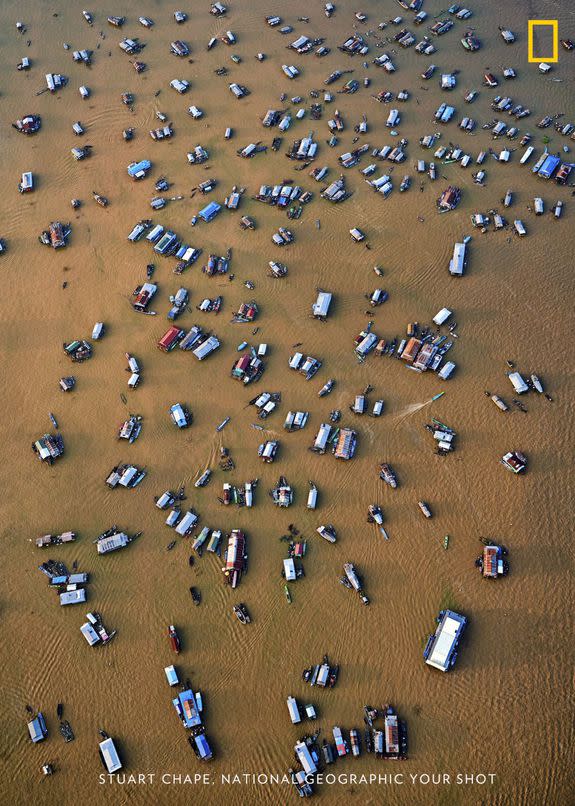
(527, 20, 559, 63)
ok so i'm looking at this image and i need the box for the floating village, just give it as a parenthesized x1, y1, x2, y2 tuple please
(7, 0, 573, 800)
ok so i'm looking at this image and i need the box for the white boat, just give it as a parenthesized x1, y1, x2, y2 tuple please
(531, 375, 543, 394)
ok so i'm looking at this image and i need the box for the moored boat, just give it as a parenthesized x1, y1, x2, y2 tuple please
(379, 463, 398, 488)
(169, 624, 181, 654)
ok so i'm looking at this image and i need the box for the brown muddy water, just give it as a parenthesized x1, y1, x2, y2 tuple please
(0, 0, 573, 804)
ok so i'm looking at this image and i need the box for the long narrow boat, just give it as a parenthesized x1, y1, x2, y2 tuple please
(216, 416, 230, 432)
(168, 624, 181, 654)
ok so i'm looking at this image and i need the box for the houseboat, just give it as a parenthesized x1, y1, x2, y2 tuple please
(259, 440, 279, 463)
(333, 428, 357, 460)
(175, 510, 199, 536)
(424, 609, 467, 671)
(500, 450, 527, 473)
(170, 403, 192, 428)
(36, 531, 76, 548)
(223, 530, 247, 588)
(12, 114, 41, 135)
(231, 355, 264, 384)
(105, 464, 146, 489)
(80, 612, 116, 646)
(173, 688, 202, 729)
(28, 713, 48, 743)
(39, 221, 71, 249)
(33, 434, 64, 464)
(95, 528, 139, 554)
(99, 737, 122, 774)
(312, 290, 333, 319)
(271, 476, 293, 507)
(127, 160, 151, 180)
(117, 414, 142, 443)
(158, 326, 185, 352)
(18, 171, 34, 193)
(476, 544, 509, 578)
(437, 186, 461, 212)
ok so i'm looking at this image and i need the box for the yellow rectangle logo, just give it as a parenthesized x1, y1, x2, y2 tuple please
(528, 20, 559, 63)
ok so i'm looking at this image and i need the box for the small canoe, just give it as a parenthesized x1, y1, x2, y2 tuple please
(284, 584, 292, 603)
(443, 534, 450, 550)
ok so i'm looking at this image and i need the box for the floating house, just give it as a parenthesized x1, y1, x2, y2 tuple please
(508, 372, 528, 394)
(60, 588, 86, 606)
(289, 353, 322, 380)
(170, 403, 192, 428)
(287, 696, 301, 724)
(99, 738, 122, 774)
(127, 160, 151, 181)
(259, 440, 278, 463)
(192, 335, 220, 360)
(478, 544, 509, 578)
(312, 291, 332, 319)
(312, 423, 331, 453)
(198, 201, 221, 222)
(28, 713, 48, 743)
(158, 326, 185, 352)
(223, 529, 247, 588)
(173, 689, 202, 729)
(105, 464, 146, 489)
(36, 531, 76, 548)
(424, 609, 467, 671)
(333, 428, 357, 460)
(33, 434, 64, 464)
(175, 510, 199, 536)
(501, 450, 527, 473)
(231, 355, 264, 384)
(449, 242, 467, 276)
(96, 530, 133, 554)
(133, 283, 157, 311)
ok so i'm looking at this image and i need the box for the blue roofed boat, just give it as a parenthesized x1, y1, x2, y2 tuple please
(28, 712, 48, 743)
(127, 159, 151, 179)
(173, 689, 202, 728)
(537, 154, 561, 179)
(198, 201, 221, 222)
(190, 732, 213, 761)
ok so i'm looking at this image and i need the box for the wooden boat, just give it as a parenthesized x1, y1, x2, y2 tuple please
(92, 191, 109, 207)
(167, 540, 176, 551)
(318, 378, 335, 397)
(59, 720, 75, 742)
(367, 504, 383, 525)
(194, 469, 212, 488)
(284, 584, 292, 603)
(121, 92, 134, 106)
(190, 587, 201, 606)
(443, 534, 450, 550)
(216, 416, 230, 432)
(57, 703, 63, 719)
(168, 624, 181, 654)
(418, 501, 432, 518)
(233, 603, 251, 624)
(107, 15, 125, 27)
(379, 463, 397, 488)
(49, 412, 58, 429)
